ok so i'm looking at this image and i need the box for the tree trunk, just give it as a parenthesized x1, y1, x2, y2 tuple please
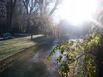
(31, 34, 33, 40)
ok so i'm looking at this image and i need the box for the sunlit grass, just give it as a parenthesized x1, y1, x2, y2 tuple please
(0, 37, 36, 61)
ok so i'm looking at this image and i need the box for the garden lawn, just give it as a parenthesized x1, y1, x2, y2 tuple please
(0, 37, 36, 61)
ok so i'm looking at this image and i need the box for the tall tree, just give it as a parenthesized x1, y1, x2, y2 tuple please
(22, 0, 60, 39)
(6, 0, 17, 32)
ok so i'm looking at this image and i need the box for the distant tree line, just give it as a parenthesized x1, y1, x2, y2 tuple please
(0, 0, 60, 38)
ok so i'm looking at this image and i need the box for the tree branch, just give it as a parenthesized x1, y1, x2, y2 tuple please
(49, 0, 59, 16)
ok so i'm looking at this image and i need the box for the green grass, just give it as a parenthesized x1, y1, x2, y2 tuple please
(0, 37, 36, 61)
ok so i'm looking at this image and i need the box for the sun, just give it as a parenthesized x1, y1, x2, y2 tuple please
(55, 0, 98, 26)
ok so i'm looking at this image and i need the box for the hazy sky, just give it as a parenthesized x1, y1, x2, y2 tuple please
(52, 0, 100, 26)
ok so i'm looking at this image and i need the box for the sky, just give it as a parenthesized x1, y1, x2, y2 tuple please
(52, 0, 100, 26)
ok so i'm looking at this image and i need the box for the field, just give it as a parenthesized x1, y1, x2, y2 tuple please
(0, 37, 35, 61)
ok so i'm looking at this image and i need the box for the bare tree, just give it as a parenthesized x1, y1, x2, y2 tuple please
(6, 0, 17, 32)
(22, 0, 60, 39)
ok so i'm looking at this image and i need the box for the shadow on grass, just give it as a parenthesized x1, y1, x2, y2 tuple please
(32, 36, 55, 52)
(0, 36, 60, 77)
(0, 62, 47, 77)
(24, 62, 48, 77)
(32, 36, 54, 44)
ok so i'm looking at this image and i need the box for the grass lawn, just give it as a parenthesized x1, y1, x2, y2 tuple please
(0, 37, 36, 61)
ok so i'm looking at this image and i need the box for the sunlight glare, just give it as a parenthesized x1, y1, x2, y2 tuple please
(56, 0, 98, 26)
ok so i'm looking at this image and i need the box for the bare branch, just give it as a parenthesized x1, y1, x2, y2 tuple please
(49, 0, 59, 16)
(23, 0, 29, 14)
